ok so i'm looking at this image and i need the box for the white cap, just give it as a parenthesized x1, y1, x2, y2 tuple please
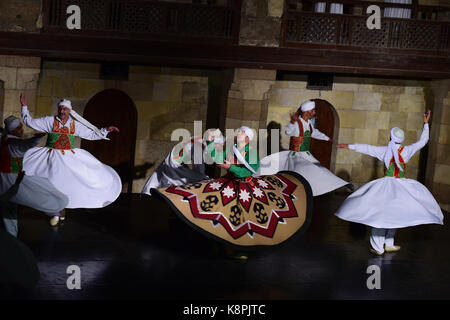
(58, 99, 72, 110)
(4, 116, 21, 132)
(239, 126, 254, 141)
(300, 100, 315, 112)
(390, 127, 405, 143)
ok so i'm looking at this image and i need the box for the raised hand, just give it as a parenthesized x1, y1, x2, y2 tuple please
(424, 110, 431, 123)
(217, 160, 231, 170)
(290, 111, 299, 124)
(20, 93, 27, 106)
(107, 126, 120, 133)
(337, 144, 349, 149)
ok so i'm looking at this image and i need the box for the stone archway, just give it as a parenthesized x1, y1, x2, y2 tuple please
(81, 89, 137, 193)
(310, 99, 340, 172)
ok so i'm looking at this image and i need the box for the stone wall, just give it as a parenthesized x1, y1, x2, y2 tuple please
(426, 80, 450, 211)
(35, 61, 209, 192)
(239, 0, 284, 47)
(267, 77, 429, 188)
(0, 55, 41, 132)
(225, 68, 276, 132)
(0, 0, 42, 32)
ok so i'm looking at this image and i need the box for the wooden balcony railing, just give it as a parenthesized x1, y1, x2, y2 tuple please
(282, 0, 450, 53)
(43, 0, 242, 44)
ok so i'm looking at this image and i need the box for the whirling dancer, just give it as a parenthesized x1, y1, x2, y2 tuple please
(335, 110, 443, 255)
(20, 94, 122, 226)
(141, 129, 224, 196)
(0, 116, 68, 235)
(151, 126, 313, 248)
(257, 100, 349, 196)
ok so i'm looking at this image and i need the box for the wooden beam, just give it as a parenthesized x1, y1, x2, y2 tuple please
(0, 31, 449, 78)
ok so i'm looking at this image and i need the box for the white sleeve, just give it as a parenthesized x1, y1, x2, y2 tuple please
(402, 123, 429, 162)
(285, 122, 299, 137)
(21, 106, 53, 133)
(348, 144, 387, 162)
(7, 136, 43, 158)
(74, 121, 109, 141)
(311, 127, 330, 141)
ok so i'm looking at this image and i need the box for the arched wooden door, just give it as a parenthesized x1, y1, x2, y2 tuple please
(310, 99, 338, 170)
(81, 89, 137, 193)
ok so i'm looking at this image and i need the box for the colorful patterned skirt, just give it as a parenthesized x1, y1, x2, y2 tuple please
(151, 171, 313, 247)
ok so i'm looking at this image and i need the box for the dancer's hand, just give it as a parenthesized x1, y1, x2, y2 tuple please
(328, 138, 334, 143)
(337, 144, 348, 149)
(15, 171, 25, 184)
(20, 93, 27, 106)
(107, 126, 120, 133)
(217, 160, 231, 170)
(290, 111, 299, 124)
(424, 110, 431, 123)
(206, 129, 214, 142)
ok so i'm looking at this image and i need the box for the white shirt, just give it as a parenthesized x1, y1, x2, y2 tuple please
(349, 123, 429, 163)
(285, 117, 330, 141)
(21, 106, 109, 141)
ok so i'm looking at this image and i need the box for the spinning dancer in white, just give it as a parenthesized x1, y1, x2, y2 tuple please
(0, 116, 68, 234)
(335, 110, 444, 255)
(257, 100, 349, 196)
(20, 94, 122, 226)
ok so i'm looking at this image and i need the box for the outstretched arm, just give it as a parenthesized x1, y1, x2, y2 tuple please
(75, 121, 119, 140)
(338, 143, 386, 161)
(311, 127, 331, 142)
(20, 94, 53, 133)
(402, 110, 431, 162)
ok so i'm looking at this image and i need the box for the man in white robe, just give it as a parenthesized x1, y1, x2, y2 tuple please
(19, 94, 122, 226)
(336, 111, 443, 255)
(258, 100, 349, 196)
(0, 115, 68, 233)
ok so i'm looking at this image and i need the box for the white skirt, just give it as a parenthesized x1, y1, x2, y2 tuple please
(23, 147, 122, 209)
(0, 173, 68, 213)
(335, 177, 444, 229)
(256, 150, 349, 196)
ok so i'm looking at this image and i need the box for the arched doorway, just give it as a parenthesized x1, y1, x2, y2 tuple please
(310, 99, 339, 171)
(81, 89, 137, 193)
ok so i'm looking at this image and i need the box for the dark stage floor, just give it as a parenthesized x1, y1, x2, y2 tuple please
(1, 191, 449, 300)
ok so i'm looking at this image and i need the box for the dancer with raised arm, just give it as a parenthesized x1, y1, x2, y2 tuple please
(20, 94, 122, 226)
(335, 110, 444, 255)
(258, 100, 349, 196)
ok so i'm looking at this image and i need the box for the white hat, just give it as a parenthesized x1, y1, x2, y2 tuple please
(390, 127, 405, 143)
(58, 99, 72, 110)
(300, 100, 315, 112)
(4, 116, 21, 132)
(239, 126, 254, 141)
(384, 127, 405, 171)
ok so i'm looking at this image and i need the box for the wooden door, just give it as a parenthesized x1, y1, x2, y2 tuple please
(310, 99, 335, 170)
(81, 89, 137, 193)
